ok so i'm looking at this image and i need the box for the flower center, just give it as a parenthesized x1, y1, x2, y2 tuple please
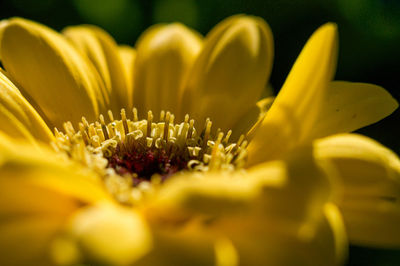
(53, 108, 247, 203)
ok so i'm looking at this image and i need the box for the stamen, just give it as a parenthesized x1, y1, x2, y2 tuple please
(202, 118, 212, 152)
(107, 123, 115, 138)
(188, 119, 194, 139)
(223, 130, 232, 145)
(132, 108, 138, 122)
(237, 134, 245, 146)
(99, 114, 109, 140)
(164, 112, 170, 141)
(53, 108, 247, 204)
(160, 110, 165, 122)
(107, 110, 114, 122)
(81, 117, 89, 128)
(121, 109, 129, 135)
(147, 111, 153, 137)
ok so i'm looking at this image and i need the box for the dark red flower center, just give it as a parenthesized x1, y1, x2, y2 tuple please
(106, 143, 189, 185)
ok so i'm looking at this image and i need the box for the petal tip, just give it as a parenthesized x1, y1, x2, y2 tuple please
(317, 22, 338, 42)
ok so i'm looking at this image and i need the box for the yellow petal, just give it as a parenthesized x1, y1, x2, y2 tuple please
(146, 171, 263, 224)
(308, 81, 398, 140)
(0, 177, 82, 265)
(143, 204, 345, 266)
(133, 23, 202, 117)
(339, 196, 400, 248)
(118, 45, 136, 107)
(0, 215, 66, 265)
(0, 19, 7, 60)
(314, 133, 400, 247)
(136, 222, 217, 266)
(0, 70, 54, 143)
(145, 146, 343, 265)
(0, 132, 110, 204)
(214, 238, 238, 266)
(248, 146, 333, 231)
(323, 203, 348, 265)
(245, 96, 274, 140)
(0, 176, 81, 218)
(182, 15, 273, 131)
(1, 18, 106, 129)
(57, 203, 152, 265)
(314, 133, 400, 198)
(149, 146, 332, 235)
(220, 203, 346, 266)
(63, 25, 129, 111)
(0, 133, 112, 265)
(247, 23, 338, 166)
(229, 96, 274, 141)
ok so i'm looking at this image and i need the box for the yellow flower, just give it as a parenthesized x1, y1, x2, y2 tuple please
(0, 15, 398, 265)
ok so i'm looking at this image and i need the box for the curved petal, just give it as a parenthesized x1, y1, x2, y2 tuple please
(0, 215, 67, 265)
(182, 15, 273, 131)
(0, 134, 110, 265)
(314, 133, 400, 198)
(0, 133, 110, 204)
(217, 203, 346, 266)
(148, 146, 332, 234)
(229, 96, 274, 141)
(314, 133, 400, 247)
(118, 45, 136, 107)
(0, 20, 7, 60)
(63, 25, 129, 111)
(52, 203, 151, 265)
(339, 196, 400, 248)
(0, 18, 107, 129)
(247, 146, 333, 230)
(247, 23, 338, 166)
(145, 146, 342, 265)
(308, 81, 398, 140)
(133, 23, 202, 118)
(0, 70, 54, 143)
(136, 223, 218, 266)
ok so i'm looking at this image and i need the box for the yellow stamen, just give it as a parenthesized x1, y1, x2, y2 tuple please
(53, 108, 247, 205)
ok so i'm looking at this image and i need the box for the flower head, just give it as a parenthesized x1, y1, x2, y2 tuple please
(0, 15, 398, 265)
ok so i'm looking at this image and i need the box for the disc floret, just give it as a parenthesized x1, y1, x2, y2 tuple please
(53, 108, 247, 203)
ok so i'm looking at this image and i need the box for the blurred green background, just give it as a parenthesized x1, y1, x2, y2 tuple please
(0, 0, 399, 265)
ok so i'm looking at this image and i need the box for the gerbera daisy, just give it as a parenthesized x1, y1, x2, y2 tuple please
(0, 15, 398, 265)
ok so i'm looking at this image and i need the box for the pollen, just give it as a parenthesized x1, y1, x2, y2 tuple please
(53, 108, 247, 204)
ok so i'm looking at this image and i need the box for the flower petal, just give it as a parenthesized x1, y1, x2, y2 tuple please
(0, 133, 110, 204)
(0, 20, 7, 60)
(118, 45, 136, 107)
(55, 203, 152, 265)
(0, 215, 66, 265)
(149, 146, 332, 234)
(314, 133, 400, 199)
(0, 70, 54, 143)
(314, 133, 400, 247)
(217, 203, 346, 266)
(144, 145, 343, 264)
(133, 23, 202, 117)
(228, 96, 274, 141)
(339, 196, 400, 248)
(136, 223, 218, 266)
(247, 146, 333, 230)
(63, 25, 129, 111)
(0, 18, 107, 129)
(247, 23, 338, 166)
(182, 15, 273, 131)
(308, 81, 398, 140)
(0, 133, 111, 264)
(0, 171, 83, 261)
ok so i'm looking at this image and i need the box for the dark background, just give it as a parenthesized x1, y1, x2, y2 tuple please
(0, 0, 399, 265)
